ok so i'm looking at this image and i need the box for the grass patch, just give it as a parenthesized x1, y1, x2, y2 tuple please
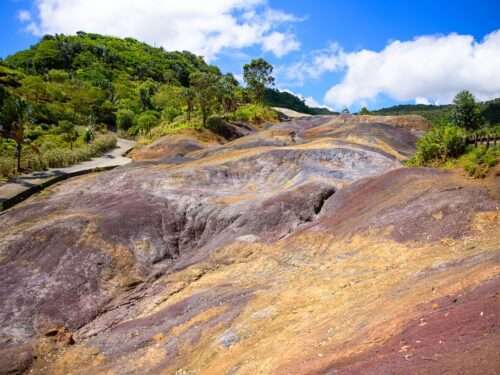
(229, 104, 279, 124)
(453, 146, 500, 178)
(0, 134, 117, 178)
(136, 117, 203, 146)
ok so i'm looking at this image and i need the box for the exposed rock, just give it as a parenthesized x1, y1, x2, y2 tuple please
(0, 115, 498, 374)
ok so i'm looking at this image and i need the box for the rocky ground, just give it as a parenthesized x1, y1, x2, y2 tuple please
(0, 115, 498, 375)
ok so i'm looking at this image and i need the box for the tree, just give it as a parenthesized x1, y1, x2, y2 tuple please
(59, 120, 78, 149)
(83, 127, 94, 143)
(341, 106, 350, 114)
(451, 90, 483, 130)
(190, 71, 219, 127)
(182, 87, 195, 122)
(138, 80, 158, 111)
(153, 85, 184, 123)
(217, 74, 239, 113)
(116, 108, 135, 131)
(0, 95, 29, 172)
(136, 111, 159, 135)
(243, 58, 275, 103)
(359, 107, 370, 115)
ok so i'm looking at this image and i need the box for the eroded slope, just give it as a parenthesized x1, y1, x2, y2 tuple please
(0, 115, 498, 375)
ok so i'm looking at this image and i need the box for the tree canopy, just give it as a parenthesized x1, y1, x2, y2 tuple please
(451, 90, 483, 130)
(243, 58, 275, 103)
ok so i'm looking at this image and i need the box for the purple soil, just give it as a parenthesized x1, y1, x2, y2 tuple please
(319, 277, 500, 374)
(0, 115, 497, 374)
(316, 167, 497, 242)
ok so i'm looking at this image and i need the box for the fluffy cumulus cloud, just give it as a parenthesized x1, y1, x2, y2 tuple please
(324, 30, 500, 108)
(19, 0, 300, 60)
(280, 42, 346, 85)
(304, 96, 320, 107)
(261, 31, 300, 58)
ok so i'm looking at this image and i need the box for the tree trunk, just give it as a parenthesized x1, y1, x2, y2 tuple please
(16, 142, 22, 173)
(202, 109, 207, 127)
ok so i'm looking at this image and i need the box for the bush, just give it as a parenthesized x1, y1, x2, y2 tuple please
(206, 115, 226, 132)
(116, 108, 135, 131)
(161, 107, 182, 123)
(459, 146, 499, 178)
(411, 125, 467, 165)
(131, 111, 160, 135)
(231, 104, 278, 124)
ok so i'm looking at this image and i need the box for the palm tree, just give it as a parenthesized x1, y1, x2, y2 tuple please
(0, 95, 30, 172)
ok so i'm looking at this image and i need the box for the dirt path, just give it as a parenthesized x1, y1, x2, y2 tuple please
(0, 138, 135, 211)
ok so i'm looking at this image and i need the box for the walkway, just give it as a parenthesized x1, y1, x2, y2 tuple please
(0, 138, 136, 211)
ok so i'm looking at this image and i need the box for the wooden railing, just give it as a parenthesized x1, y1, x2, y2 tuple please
(466, 133, 500, 147)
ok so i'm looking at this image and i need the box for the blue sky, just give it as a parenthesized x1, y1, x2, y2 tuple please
(1, 0, 500, 110)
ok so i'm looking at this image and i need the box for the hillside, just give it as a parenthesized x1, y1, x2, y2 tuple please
(372, 98, 500, 125)
(264, 88, 336, 115)
(1, 33, 332, 179)
(2, 32, 218, 130)
(1, 114, 498, 374)
(0, 33, 275, 178)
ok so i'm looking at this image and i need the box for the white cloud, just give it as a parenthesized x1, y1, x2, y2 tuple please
(261, 31, 300, 57)
(23, 0, 300, 60)
(415, 97, 430, 105)
(280, 88, 330, 109)
(304, 96, 320, 107)
(324, 30, 500, 107)
(280, 42, 346, 85)
(17, 10, 32, 22)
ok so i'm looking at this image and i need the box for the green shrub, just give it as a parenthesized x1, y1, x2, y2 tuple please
(116, 109, 135, 131)
(459, 146, 499, 178)
(411, 125, 467, 165)
(230, 104, 278, 124)
(130, 111, 160, 135)
(206, 116, 226, 132)
(84, 127, 95, 143)
(161, 107, 182, 123)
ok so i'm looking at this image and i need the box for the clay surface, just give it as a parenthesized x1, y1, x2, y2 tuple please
(0, 115, 498, 375)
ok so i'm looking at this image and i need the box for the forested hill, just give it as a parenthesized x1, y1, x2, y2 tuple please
(1, 32, 327, 177)
(2, 32, 328, 125)
(5, 32, 216, 85)
(2, 32, 222, 129)
(264, 88, 337, 115)
(371, 99, 500, 125)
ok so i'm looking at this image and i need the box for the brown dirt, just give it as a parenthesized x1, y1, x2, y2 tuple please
(0, 114, 498, 375)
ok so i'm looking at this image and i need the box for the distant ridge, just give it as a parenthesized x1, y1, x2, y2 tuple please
(371, 98, 500, 124)
(264, 88, 337, 116)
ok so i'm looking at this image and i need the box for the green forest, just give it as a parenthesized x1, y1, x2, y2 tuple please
(0, 32, 321, 178)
